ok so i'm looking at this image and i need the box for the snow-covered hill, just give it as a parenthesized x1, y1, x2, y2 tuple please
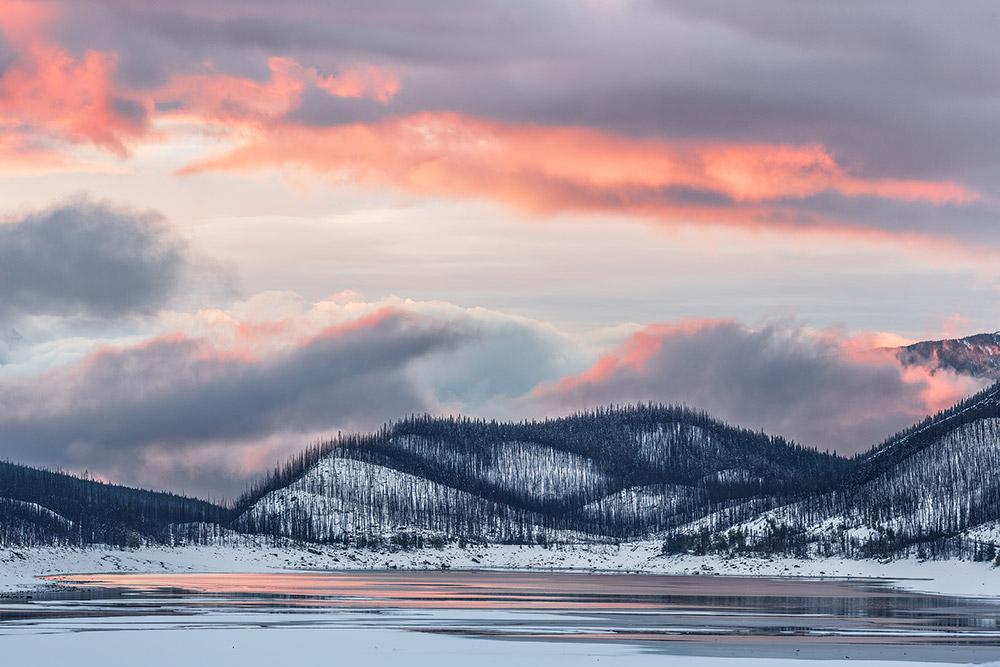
(666, 383, 1000, 559)
(230, 406, 845, 545)
(236, 456, 588, 544)
(0, 460, 231, 547)
(6, 392, 1000, 563)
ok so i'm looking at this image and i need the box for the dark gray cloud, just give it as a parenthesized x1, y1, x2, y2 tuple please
(0, 199, 187, 322)
(0, 310, 468, 497)
(535, 321, 988, 454)
(785, 194, 1000, 244)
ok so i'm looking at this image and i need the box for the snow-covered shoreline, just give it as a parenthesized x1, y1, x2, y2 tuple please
(3, 541, 999, 600)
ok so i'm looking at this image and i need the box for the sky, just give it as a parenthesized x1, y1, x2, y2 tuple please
(1, 0, 999, 498)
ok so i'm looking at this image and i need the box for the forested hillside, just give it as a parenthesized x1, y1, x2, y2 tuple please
(6, 387, 1000, 561)
(662, 383, 1000, 559)
(235, 405, 849, 544)
(0, 461, 231, 547)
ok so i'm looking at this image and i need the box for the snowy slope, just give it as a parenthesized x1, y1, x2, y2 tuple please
(386, 434, 617, 505)
(8, 394, 1000, 560)
(575, 484, 703, 536)
(237, 456, 589, 544)
(677, 411, 1000, 558)
(0, 498, 73, 528)
(226, 406, 847, 548)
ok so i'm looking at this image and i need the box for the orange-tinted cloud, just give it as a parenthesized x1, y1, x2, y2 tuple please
(181, 112, 977, 237)
(154, 57, 399, 127)
(0, 2, 398, 162)
(547, 319, 728, 394)
(154, 58, 309, 127)
(833, 331, 985, 415)
(312, 64, 400, 104)
(0, 1, 983, 248)
(898, 363, 984, 415)
(0, 0, 57, 46)
(0, 1, 148, 156)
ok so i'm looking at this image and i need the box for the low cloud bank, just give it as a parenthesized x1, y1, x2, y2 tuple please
(0, 291, 988, 497)
(532, 320, 988, 454)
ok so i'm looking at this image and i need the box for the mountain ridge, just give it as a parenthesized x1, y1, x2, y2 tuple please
(234, 405, 847, 545)
(6, 322, 1000, 560)
(896, 331, 1000, 380)
(4, 382, 1000, 560)
(664, 380, 1000, 559)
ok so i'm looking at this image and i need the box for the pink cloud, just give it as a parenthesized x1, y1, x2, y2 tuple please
(180, 112, 978, 243)
(0, 3, 398, 161)
(0, 3, 983, 249)
(312, 64, 400, 104)
(0, 0, 57, 46)
(0, 2, 149, 156)
(154, 57, 399, 127)
(547, 319, 728, 394)
(184, 113, 976, 206)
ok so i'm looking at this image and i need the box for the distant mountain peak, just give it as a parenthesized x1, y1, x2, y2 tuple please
(896, 330, 1000, 380)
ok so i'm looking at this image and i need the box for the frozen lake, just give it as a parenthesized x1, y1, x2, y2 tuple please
(3, 570, 1000, 666)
